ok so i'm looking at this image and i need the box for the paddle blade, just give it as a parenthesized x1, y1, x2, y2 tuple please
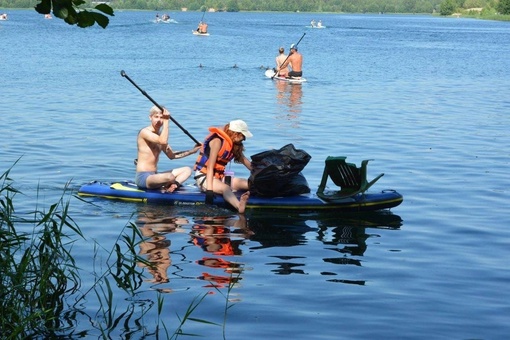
(265, 69, 276, 78)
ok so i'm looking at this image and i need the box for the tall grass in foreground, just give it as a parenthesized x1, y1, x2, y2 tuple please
(0, 165, 230, 338)
(0, 165, 83, 337)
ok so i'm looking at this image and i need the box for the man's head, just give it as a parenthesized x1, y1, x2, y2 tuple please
(149, 105, 162, 117)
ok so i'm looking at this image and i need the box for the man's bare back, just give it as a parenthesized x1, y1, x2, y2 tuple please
(288, 52, 303, 72)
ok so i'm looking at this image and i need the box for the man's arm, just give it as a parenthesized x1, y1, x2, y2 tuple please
(167, 144, 201, 159)
(280, 55, 292, 71)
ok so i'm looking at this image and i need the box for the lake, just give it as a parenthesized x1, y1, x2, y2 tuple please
(1, 9, 510, 339)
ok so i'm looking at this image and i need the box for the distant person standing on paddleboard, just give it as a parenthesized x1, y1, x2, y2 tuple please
(135, 106, 201, 192)
(194, 120, 252, 213)
(275, 47, 289, 78)
(279, 44, 303, 78)
(197, 21, 208, 33)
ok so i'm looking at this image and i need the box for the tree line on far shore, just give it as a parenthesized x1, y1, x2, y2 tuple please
(1, 0, 509, 28)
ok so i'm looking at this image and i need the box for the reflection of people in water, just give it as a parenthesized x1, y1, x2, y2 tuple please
(197, 257, 244, 288)
(137, 214, 189, 288)
(275, 82, 303, 127)
(190, 215, 250, 288)
(190, 215, 250, 255)
(275, 82, 303, 110)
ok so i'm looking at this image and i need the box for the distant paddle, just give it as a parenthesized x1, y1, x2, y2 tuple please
(271, 33, 306, 79)
(200, 7, 206, 22)
(120, 70, 200, 145)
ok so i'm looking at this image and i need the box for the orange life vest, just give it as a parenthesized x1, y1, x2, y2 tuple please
(194, 127, 234, 179)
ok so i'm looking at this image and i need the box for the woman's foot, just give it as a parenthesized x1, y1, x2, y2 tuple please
(238, 191, 250, 214)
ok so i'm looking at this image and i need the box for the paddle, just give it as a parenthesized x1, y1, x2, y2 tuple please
(271, 32, 306, 79)
(120, 70, 200, 145)
(200, 7, 206, 22)
(195, 7, 206, 32)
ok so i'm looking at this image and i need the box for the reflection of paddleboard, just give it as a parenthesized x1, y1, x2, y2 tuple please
(264, 69, 307, 83)
(193, 30, 210, 36)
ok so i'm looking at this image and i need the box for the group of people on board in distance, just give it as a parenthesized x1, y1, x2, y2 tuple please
(196, 21, 208, 33)
(0, 13, 8, 20)
(274, 43, 303, 79)
(135, 106, 252, 213)
(155, 13, 170, 22)
(310, 19, 323, 28)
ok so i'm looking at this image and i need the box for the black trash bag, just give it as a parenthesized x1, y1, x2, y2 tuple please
(249, 144, 311, 197)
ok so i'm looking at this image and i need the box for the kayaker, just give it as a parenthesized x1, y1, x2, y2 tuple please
(194, 120, 252, 213)
(135, 106, 201, 192)
(279, 44, 303, 78)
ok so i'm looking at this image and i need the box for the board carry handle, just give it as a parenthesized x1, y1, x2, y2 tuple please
(121, 70, 201, 145)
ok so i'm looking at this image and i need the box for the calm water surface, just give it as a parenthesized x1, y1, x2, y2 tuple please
(1, 10, 510, 339)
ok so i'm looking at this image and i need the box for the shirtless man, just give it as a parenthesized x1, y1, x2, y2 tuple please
(197, 21, 208, 33)
(279, 44, 303, 78)
(275, 47, 289, 78)
(135, 106, 200, 192)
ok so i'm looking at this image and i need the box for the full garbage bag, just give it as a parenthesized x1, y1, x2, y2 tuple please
(248, 144, 311, 197)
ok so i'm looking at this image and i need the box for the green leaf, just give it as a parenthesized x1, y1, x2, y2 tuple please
(95, 3, 114, 16)
(76, 11, 95, 28)
(72, 0, 87, 6)
(35, 0, 52, 14)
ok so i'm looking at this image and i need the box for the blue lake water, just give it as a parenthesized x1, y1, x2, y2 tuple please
(2, 9, 510, 339)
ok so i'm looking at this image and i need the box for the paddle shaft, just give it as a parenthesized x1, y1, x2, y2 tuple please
(272, 32, 306, 79)
(120, 70, 201, 145)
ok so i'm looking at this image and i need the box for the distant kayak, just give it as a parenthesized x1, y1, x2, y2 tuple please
(265, 69, 307, 83)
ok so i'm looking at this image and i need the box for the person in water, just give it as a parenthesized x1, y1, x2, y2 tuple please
(135, 106, 200, 192)
(275, 47, 289, 78)
(278, 43, 303, 78)
(194, 120, 253, 213)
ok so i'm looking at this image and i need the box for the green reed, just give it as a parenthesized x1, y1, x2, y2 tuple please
(1, 166, 82, 338)
(1, 164, 229, 338)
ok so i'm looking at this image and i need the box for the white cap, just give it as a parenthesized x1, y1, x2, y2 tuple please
(229, 119, 253, 138)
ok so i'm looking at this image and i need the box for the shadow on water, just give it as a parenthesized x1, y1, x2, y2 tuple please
(248, 210, 402, 249)
(247, 210, 402, 284)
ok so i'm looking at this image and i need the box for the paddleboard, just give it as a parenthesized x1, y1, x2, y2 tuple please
(193, 30, 210, 36)
(78, 181, 403, 212)
(264, 69, 307, 83)
(155, 19, 178, 24)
